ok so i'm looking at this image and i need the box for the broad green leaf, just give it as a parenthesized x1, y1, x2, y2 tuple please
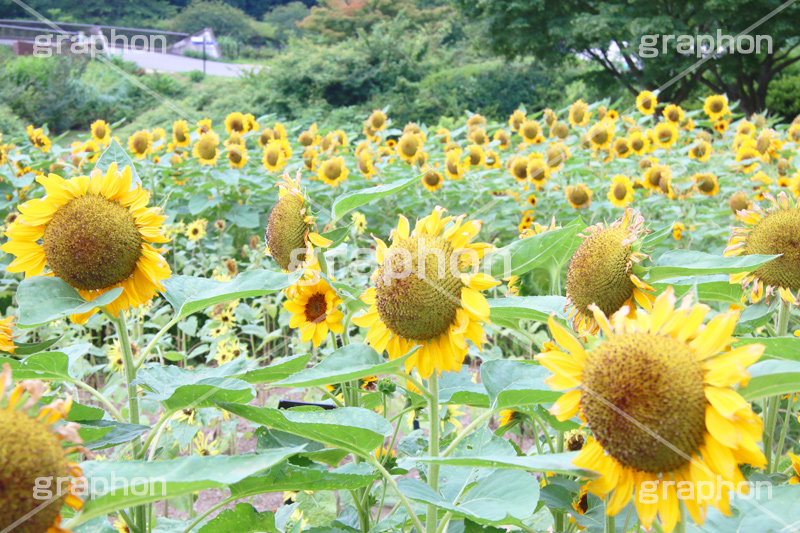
(487, 296, 567, 329)
(70, 448, 303, 526)
(646, 251, 779, 283)
(439, 365, 489, 407)
(255, 426, 348, 466)
(227, 204, 261, 229)
(237, 353, 312, 384)
(79, 420, 151, 451)
(320, 226, 350, 249)
(135, 358, 254, 410)
(93, 139, 141, 185)
(739, 360, 800, 401)
(487, 219, 585, 279)
(414, 452, 597, 478)
(0, 347, 87, 380)
(230, 462, 377, 499)
(641, 224, 672, 248)
(162, 270, 300, 320)
(700, 484, 800, 532)
(199, 504, 276, 533)
(275, 343, 412, 387)
(733, 336, 800, 362)
(330, 174, 419, 224)
(217, 403, 392, 456)
(480, 359, 561, 410)
(735, 300, 779, 335)
(651, 275, 744, 304)
(16, 276, 123, 327)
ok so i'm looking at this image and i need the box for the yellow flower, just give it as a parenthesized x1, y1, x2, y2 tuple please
(654, 121, 679, 149)
(1, 164, 170, 324)
(704, 94, 730, 121)
(714, 118, 730, 134)
(565, 184, 593, 209)
(498, 409, 521, 427)
(91, 119, 111, 146)
(636, 90, 657, 115)
(726, 191, 800, 304)
(107, 341, 126, 374)
(662, 104, 685, 124)
(463, 144, 485, 168)
(352, 207, 498, 378)
(351, 212, 367, 234)
(174, 408, 199, 426)
(128, 130, 152, 159)
(445, 151, 466, 180)
(224, 111, 249, 134)
(397, 133, 423, 162)
(508, 109, 526, 131)
(628, 131, 650, 155)
(537, 289, 765, 532)
(688, 140, 713, 162)
(357, 151, 376, 179)
(790, 453, 800, 484)
(607, 175, 634, 208)
(186, 219, 208, 241)
(192, 432, 220, 456)
(227, 144, 248, 168)
(317, 156, 349, 187)
(284, 270, 344, 346)
(196, 118, 214, 135)
(519, 120, 545, 144)
(673, 221, 686, 240)
(263, 140, 287, 173)
(27, 125, 52, 153)
(528, 155, 551, 190)
(587, 120, 614, 149)
(693, 173, 719, 196)
(421, 168, 444, 192)
(569, 99, 591, 127)
(367, 110, 388, 132)
(493, 129, 511, 149)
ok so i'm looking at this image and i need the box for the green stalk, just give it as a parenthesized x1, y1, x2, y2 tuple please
(426, 374, 441, 533)
(553, 430, 565, 533)
(766, 299, 792, 471)
(773, 396, 795, 474)
(604, 509, 615, 533)
(68, 378, 124, 422)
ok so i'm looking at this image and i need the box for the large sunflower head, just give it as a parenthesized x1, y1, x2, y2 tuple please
(90, 119, 111, 146)
(192, 133, 220, 166)
(636, 91, 657, 115)
(569, 100, 592, 127)
(1, 164, 171, 323)
(397, 133, 423, 162)
(726, 192, 800, 304)
(537, 289, 765, 532)
(352, 207, 498, 378)
(703, 94, 729, 121)
(264, 172, 331, 272)
(565, 209, 654, 333)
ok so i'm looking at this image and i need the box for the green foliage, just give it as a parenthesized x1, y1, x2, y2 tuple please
(261, 1, 311, 43)
(767, 73, 800, 121)
(170, 0, 270, 45)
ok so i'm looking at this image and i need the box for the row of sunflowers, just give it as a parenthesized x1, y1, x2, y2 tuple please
(0, 91, 799, 533)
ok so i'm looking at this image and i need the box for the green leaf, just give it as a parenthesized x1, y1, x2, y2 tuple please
(645, 251, 779, 283)
(237, 354, 312, 384)
(70, 448, 303, 526)
(651, 275, 744, 304)
(16, 276, 123, 327)
(199, 503, 276, 533)
(740, 360, 800, 401)
(162, 270, 300, 320)
(641, 224, 672, 248)
(439, 365, 489, 407)
(255, 427, 348, 466)
(330, 174, 419, 224)
(217, 403, 392, 456)
(227, 204, 261, 229)
(135, 358, 254, 410)
(93, 138, 141, 185)
(275, 343, 413, 388)
(414, 452, 597, 478)
(487, 219, 586, 279)
(487, 296, 567, 329)
(79, 420, 151, 451)
(480, 359, 561, 410)
(230, 462, 377, 499)
(700, 485, 800, 532)
(14, 335, 63, 355)
(733, 337, 800, 362)
(320, 226, 350, 249)
(0, 348, 86, 380)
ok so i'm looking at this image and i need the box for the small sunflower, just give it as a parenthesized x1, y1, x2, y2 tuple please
(587, 120, 614, 150)
(688, 140, 713, 162)
(27, 125, 52, 153)
(728, 191, 751, 217)
(368, 110, 388, 132)
(352, 207, 498, 378)
(263, 141, 287, 173)
(508, 109, 526, 131)
(545, 143, 570, 171)
(2, 164, 170, 324)
(422, 169, 444, 192)
(654, 121, 679, 149)
(192, 432, 220, 456)
(725, 192, 800, 304)
(186, 219, 207, 241)
(693, 173, 719, 196)
(569, 99, 591, 127)
(519, 120, 545, 144)
(90, 119, 111, 146)
(508, 155, 529, 183)
(463, 144, 485, 168)
(397, 133, 423, 163)
(550, 122, 570, 139)
(224, 112, 249, 134)
(227, 144, 248, 169)
(713, 119, 730, 134)
(537, 289, 766, 532)
(196, 118, 213, 135)
(445, 151, 467, 180)
(628, 131, 650, 155)
(484, 149, 502, 169)
(357, 151, 376, 179)
(193, 134, 220, 166)
(611, 137, 631, 158)
(673, 222, 686, 240)
(498, 409, 523, 427)
(284, 270, 345, 346)
(636, 91, 658, 115)
(566, 184, 593, 209)
(528, 156, 551, 191)
(662, 104, 685, 124)
(351, 212, 367, 235)
(704, 94, 730, 121)
(643, 164, 672, 193)
(735, 144, 762, 173)
(607, 175, 634, 208)
(317, 156, 349, 187)
(107, 341, 126, 374)
(128, 130, 152, 159)
(468, 127, 489, 147)
(565, 209, 654, 333)
(493, 129, 511, 149)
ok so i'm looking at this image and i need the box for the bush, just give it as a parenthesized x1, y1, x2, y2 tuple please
(171, 0, 267, 45)
(188, 70, 206, 83)
(0, 104, 25, 137)
(766, 74, 800, 121)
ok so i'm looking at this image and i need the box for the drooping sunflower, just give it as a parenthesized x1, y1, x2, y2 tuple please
(317, 156, 349, 187)
(468, 127, 489, 147)
(172, 120, 191, 148)
(569, 99, 592, 127)
(726, 192, 800, 304)
(607, 175, 634, 208)
(537, 289, 766, 532)
(196, 118, 213, 135)
(654, 121, 679, 149)
(565, 184, 593, 209)
(463, 144, 485, 168)
(628, 131, 650, 156)
(643, 164, 672, 193)
(357, 151, 377, 179)
(284, 269, 345, 346)
(693, 173, 719, 196)
(484, 149, 502, 169)
(662, 104, 685, 124)
(704, 94, 730, 121)
(550, 121, 570, 139)
(1, 164, 170, 323)
(224, 112, 249, 135)
(91, 119, 111, 146)
(264, 172, 331, 272)
(422, 168, 444, 192)
(565, 209, 654, 333)
(636, 90, 657, 115)
(508, 109, 526, 132)
(352, 208, 498, 378)
(493, 129, 512, 150)
(192, 133, 219, 166)
(128, 130, 152, 159)
(0, 364, 86, 533)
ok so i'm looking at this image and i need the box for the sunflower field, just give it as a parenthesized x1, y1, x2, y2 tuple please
(2, 92, 800, 533)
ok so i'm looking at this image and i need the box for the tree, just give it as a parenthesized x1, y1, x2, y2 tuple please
(455, 0, 800, 114)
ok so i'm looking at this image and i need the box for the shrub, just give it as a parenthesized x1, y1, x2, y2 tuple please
(766, 73, 800, 121)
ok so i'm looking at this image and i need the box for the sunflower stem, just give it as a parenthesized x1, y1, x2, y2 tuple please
(426, 373, 441, 533)
(604, 507, 615, 533)
(766, 300, 792, 471)
(773, 396, 795, 474)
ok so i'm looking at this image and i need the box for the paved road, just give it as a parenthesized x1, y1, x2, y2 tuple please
(110, 48, 263, 77)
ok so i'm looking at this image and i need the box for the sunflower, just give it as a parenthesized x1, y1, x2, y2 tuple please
(186, 219, 207, 242)
(643, 164, 672, 193)
(265, 172, 331, 272)
(196, 118, 213, 135)
(422, 168, 444, 192)
(714, 119, 730, 134)
(224, 131, 244, 148)
(688, 140, 712, 162)
(351, 212, 367, 235)
(90, 119, 111, 146)
(566, 184, 593, 209)
(436, 128, 451, 144)
(565, 209, 654, 333)
(673, 222, 686, 240)
(2, 164, 170, 323)
(726, 192, 800, 304)
(262, 141, 287, 173)
(704, 94, 730, 121)
(0, 365, 86, 533)
(107, 341, 126, 374)
(367, 109, 388, 132)
(493, 129, 511, 150)
(484, 149, 502, 169)
(607, 175, 634, 208)
(728, 191, 751, 217)
(352, 208, 498, 378)
(519, 120, 545, 144)
(528, 156, 551, 191)
(357, 151, 376, 179)
(192, 134, 219, 166)
(735, 145, 761, 173)
(445, 151, 466, 180)
(788, 124, 800, 144)
(662, 104, 685, 124)
(192, 432, 220, 456)
(169, 120, 190, 149)
(498, 409, 523, 427)
(627, 131, 650, 155)
(27, 125, 52, 153)
(693, 173, 719, 196)
(569, 99, 592, 127)
(537, 289, 766, 532)
(588, 120, 614, 150)
(468, 127, 489, 147)
(317, 156, 349, 187)
(790, 453, 800, 484)
(508, 109, 526, 131)
(505, 155, 527, 183)
(463, 145, 485, 168)
(466, 114, 486, 131)
(227, 144, 248, 169)
(224, 112, 248, 134)
(550, 122, 570, 139)
(397, 133, 423, 163)
(636, 91, 657, 115)
(127, 130, 152, 159)
(284, 270, 344, 346)
(654, 122, 679, 149)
